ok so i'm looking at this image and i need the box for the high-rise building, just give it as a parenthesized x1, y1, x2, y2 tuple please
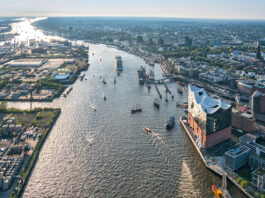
(158, 37, 164, 46)
(136, 35, 144, 44)
(188, 84, 232, 149)
(257, 44, 262, 60)
(184, 36, 192, 47)
(251, 91, 265, 123)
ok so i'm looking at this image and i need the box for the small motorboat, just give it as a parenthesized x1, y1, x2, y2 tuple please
(144, 127, 152, 133)
(166, 116, 175, 129)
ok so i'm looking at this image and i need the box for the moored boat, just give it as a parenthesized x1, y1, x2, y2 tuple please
(211, 185, 225, 198)
(177, 81, 185, 87)
(153, 98, 160, 108)
(115, 56, 123, 71)
(177, 88, 183, 95)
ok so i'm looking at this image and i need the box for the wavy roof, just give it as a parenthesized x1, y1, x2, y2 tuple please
(189, 84, 231, 114)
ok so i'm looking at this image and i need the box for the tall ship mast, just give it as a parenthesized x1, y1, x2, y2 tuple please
(115, 56, 123, 71)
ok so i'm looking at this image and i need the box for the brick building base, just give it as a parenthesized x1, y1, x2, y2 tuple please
(188, 112, 231, 150)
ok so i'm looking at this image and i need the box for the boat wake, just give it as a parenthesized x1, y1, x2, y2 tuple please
(86, 134, 97, 146)
(90, 103, 97, 111)
(89, 98, 97, 111)
(151, 131, 165, 144)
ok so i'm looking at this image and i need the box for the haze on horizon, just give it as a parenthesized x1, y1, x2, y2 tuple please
(1, 0, 265, 20)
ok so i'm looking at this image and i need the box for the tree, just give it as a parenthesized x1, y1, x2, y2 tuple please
(241, 180, 248, 189)
(254, 192, 260, 198)
(237, 177, 242, 184)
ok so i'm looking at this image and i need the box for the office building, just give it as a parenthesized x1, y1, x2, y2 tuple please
(251, 167, 265, 191)
(225, 145, 250, 171)
(239, 133, 265, 169)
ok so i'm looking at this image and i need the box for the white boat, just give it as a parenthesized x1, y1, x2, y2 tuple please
(115, 56, 123, 71)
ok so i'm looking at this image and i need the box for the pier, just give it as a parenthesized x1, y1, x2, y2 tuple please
(163, 82, 174, 98)
(154, 83, 162, 99)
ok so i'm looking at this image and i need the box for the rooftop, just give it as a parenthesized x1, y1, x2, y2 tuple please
(239, 133, 256, 143)
(225, 145, 250, 158)
(254, 166, 265, 176)
(189, 84, 231, 114)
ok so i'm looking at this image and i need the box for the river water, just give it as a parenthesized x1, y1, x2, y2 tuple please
(5, 18, 246, 198)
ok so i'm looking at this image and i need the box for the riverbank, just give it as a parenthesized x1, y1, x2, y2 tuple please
(0, 107, 61, 198)
(180, 116, 253, 198)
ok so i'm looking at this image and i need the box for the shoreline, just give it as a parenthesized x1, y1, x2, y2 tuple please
(180, 116, 253, 198)
(5, 108, 61, 198)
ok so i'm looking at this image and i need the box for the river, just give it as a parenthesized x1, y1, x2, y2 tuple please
(6, 18, 246, 198)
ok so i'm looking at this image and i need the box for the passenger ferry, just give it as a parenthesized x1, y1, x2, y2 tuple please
(115, 56, 123, 71)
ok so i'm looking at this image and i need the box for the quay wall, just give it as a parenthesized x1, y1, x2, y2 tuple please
(180, 117, 252, 198)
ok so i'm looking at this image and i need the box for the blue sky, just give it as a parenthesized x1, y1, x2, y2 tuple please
(1, 0, 265, 19)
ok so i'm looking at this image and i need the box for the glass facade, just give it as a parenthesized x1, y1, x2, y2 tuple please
(188, 85, 232, 135)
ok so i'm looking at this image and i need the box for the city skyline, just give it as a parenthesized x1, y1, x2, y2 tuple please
(1, 0, 265, 20)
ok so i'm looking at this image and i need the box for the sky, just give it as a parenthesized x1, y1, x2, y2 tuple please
(1, 0, 265, 20)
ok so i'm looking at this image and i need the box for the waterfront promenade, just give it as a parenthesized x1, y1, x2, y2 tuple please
(180, 116, 253, 198)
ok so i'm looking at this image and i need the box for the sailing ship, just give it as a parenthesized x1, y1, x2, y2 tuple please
(130, 104, 142, 113)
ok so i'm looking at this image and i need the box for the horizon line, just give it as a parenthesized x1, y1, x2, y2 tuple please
(1, 15, 265, 21)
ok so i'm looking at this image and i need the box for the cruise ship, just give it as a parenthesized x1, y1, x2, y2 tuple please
(115, 56, 123, 71)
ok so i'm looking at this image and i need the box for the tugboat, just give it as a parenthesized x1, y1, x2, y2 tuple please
(177, 88, 183, 95)
(211, 185, 225, 198)
(130, 104, 142, 113)
(144, 127, 152, 133)
(166, 116, 175, 129)
(153, 98, 160, 108)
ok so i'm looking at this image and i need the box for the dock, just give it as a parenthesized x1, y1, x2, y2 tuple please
(180, 116, 253, 198)
(154, 83, 162, 99)
(164, 83, 174, 98)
